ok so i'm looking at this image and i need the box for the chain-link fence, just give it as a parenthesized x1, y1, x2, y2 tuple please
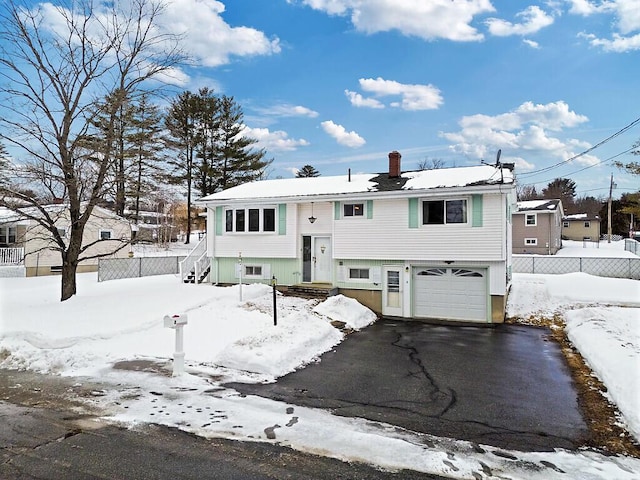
(98, 256, 186, 282)
(512, 256, 640, 280)
(625, 239, 640, 256)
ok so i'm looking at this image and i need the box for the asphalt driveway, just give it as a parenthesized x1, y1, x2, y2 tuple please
(227, 320, 589, 452)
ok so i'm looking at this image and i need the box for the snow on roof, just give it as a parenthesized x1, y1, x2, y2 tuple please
(564, 213, 600, 220)
(517, 199, 560, 212)
(199, 165, 513, 203)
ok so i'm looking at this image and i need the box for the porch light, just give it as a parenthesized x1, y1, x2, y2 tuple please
(308, 202, 317, 224)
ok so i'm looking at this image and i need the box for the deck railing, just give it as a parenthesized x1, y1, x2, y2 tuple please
(0, 247, 24, 265)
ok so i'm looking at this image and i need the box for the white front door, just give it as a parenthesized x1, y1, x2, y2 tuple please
(382, 265, 403, 317)
(313, 236, 332, 282)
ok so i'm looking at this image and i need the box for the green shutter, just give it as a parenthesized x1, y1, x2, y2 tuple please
(408, 198, 419, 228)
(215, 206, 223, 236)
(278, 204, 287, 235)
(472, 194, 483, 227)
(334, 201, 341, 220)
(366, 200, 373, 219)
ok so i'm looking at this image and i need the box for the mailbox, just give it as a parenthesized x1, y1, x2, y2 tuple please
(164, 313, 188, 328)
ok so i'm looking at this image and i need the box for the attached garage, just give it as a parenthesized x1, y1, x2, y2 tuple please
(413, 267, 488, 322)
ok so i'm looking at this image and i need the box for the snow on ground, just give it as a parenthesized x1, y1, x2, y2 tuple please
(556, 239, 638, 258)
(1, 241, 639, 479)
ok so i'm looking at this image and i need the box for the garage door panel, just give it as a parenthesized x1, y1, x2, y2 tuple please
(413, 267, 487, 322)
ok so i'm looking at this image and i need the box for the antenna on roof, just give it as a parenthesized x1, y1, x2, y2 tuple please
(495, 149, 502, 167)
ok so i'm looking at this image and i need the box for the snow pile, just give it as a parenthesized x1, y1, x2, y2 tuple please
(313, 294, 378, 329)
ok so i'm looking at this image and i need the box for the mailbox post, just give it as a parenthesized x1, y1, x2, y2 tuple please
(164, 313, 188, 376)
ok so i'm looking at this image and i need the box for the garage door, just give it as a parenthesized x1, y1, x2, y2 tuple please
(413, 267, 487, 322)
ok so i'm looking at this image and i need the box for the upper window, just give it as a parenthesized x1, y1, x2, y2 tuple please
(99, 230, 113, 240)
(584, 221, 590, 228)
(0, 226, 17, 245)
(525, 214, 537, 226)
(343, 203, 364, 217)
(563, 221, 569, 228)
(225, 207, 276, 233)
(422, 199, 467, 225)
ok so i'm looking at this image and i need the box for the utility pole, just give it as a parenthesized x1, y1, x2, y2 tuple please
(607, 174, 614, 243)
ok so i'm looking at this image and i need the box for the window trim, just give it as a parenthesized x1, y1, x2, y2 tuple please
(244, 265, 263, 277)
(0, 225, 17, 244)
(421, 198, 469, 226)
(525, 214, 537, 226)
(524, 238, 538, 246)
(224, 206, 278, 234)
(348, 267, 370, 280)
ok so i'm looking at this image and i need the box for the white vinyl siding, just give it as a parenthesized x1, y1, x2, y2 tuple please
(333, 194, 505, 261)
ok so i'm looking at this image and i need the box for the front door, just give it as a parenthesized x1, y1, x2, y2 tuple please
(312, 236, 332, 282)
(382, 265, 403, 317)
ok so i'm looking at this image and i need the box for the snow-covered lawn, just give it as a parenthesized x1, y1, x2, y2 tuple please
(0, 241, 639, 479)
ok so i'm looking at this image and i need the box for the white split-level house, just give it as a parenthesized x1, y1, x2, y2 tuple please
(191, 152, 516, 324)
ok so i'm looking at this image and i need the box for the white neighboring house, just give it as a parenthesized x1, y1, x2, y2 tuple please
(193, 151, 516, 324)
(0, 204, 131, 277)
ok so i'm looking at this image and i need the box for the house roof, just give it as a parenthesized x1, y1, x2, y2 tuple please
(0, 204, 127, 225)
(198, 164, 514, 204)
(563, 213, 601, 221)
(516, 199, 562, 213)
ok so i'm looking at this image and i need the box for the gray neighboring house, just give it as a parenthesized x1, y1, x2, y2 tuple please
(192, 151, 517, 324)
(512, 199, 564, 255)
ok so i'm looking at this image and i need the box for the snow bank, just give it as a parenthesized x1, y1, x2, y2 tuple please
(313, 294, 378, 329)
(565, 307, 640, 440)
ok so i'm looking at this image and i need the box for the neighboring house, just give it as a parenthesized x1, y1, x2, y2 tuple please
(0, 205, 131, 277)
(194, 151, 516, 324)
(562, 214, 601, 242)
(128, 210, 178, 243)
(512, 199, 563, 255)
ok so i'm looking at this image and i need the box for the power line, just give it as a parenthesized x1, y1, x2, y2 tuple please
(517, 146, 634, 188)
(518, 116, 640, 178)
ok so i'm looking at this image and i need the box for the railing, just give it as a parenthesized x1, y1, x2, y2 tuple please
(0, 247, 24, 265)
(194, 251, 210, 283)
(178, 235, 207, 283)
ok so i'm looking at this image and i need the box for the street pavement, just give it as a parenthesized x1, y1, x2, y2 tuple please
(0, 397, 445, 480)
(228, 320, 589, 452)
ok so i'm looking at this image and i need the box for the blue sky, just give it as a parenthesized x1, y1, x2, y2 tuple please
(8, 0, 640, 199)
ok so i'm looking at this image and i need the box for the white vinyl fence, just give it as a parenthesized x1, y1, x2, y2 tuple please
(98, 256, 186, 282)
(512, 255, 640, 280)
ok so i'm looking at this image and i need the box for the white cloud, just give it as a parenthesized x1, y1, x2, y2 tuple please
(344, 90, 385, 109)
(569, 0, 640, 52)
(161, 0, 281, 67)
(293, 0, 495, 41)
(241, 126, 310, 152)
(486, 6, 555, 37)
(522, 38, 540, 48)
(255, 104, 319, 118)
(355, 77, 443, 111)
(580, 31, 640, 51)
(320, 120, 366, 148)
(440, 101, 596, 166)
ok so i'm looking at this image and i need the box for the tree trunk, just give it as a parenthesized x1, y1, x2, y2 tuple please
(60, 261, 78, 301)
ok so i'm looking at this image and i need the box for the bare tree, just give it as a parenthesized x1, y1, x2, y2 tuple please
(417, 157, 446, 170)
(0, 0, 183, 300)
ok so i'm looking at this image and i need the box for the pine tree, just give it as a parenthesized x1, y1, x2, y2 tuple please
(164, 91, 200, 244)
(296, 165, 320, 177)
(214, 96, 271, 191)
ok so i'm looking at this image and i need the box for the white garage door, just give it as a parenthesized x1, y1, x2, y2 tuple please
(413, 267, 487, 322)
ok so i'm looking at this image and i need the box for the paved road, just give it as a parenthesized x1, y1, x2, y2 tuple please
(0, 372, 445, 480)
(228, 320, 589, 452)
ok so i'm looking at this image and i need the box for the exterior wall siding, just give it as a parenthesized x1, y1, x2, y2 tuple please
(213, 257, 300, 285)
(563, 220, 601, 241)
(333, 194, 505, 261)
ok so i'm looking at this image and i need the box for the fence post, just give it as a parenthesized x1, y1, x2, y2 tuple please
(138, 258, 142, 278)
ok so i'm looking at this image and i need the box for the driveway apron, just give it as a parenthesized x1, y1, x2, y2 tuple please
(227, 320, 589, 452)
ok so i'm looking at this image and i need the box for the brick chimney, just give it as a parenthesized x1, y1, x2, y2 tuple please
(388, 151, 401, 178)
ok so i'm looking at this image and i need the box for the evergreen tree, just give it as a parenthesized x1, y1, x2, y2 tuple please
(128, 93, 165, 223)
(542, 178, 577, 211)
(213, 95, 271, 191)
(296, 165, 320, 177)
(165, 91, 200, 244)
